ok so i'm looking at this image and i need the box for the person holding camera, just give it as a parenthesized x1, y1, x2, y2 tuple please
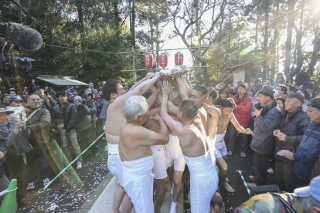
(248, 86, 281, 188)
(33, 84, 56, 111)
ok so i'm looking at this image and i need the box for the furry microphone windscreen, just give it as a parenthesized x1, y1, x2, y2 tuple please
(5, 23, 43, 51)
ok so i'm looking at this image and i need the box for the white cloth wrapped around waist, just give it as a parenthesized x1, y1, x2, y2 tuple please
(122, 155, 154, 187)
(108, 143, 119, 155)
(184, 151, 216, 180)
(216, 133, 226, 143)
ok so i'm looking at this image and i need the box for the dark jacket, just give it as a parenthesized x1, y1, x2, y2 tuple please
(275, 107, 310, 163)
(293, 122, 320, 181)
(0, 137, 7, 175)
(0, 124, 30, 155)
(51, 102, 77, 132)
(312, 153, 320, 179)
(27, 108, 51, 147)
(75, 104, 96, 131)
(251, 100, 281, 155)
(233, 95, 252, 127)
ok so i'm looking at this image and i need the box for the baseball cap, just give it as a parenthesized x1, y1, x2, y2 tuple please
(294, 176, 320, 202)
(8, 96, 24, 102)
(286, 92, 305, 104)
(67, 92, 74, 97)
(307, 97, 320, 110)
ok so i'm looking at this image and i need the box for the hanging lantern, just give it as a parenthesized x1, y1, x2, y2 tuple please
(158, 53, 168, 68)
(174, 52, 184, 65)
(144, 54, 153, 69)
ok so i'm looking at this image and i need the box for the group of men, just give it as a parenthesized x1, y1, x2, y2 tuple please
(103, 68, 257, 213)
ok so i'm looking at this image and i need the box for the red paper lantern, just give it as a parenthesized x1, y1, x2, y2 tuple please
(158, 53, 168, 68)
(174, 52, 184, 65)
(144, 54, 153, 69)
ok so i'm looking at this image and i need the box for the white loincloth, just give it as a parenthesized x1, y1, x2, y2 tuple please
(165, 135, 186, 171)
(215, 133, 227, 159)
(184, 151, 218, 213)
(122, 156, 155, 213)
(151, 145, 168, 179)
(107, 143, 124, 186)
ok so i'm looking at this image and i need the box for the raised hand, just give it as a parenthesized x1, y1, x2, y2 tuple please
(161, 80, 171, 97)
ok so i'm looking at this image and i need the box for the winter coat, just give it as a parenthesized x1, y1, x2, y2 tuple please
(232, 95, 253, 127)
(250, 100, 281, 155)
(293, 122, 320, 181)
(51, 102, 77, 132)
(0, 137, 7, 176)
(275, 107, 310, 163)
(27, 108, 51, 147)
(75, 104, 96, 131)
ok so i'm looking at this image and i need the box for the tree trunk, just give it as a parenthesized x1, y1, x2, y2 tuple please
(270, 0, 279, 78)
(263, 0, 269, 80)
(284, 0, 296, 74)
(306, 26, 320, 76)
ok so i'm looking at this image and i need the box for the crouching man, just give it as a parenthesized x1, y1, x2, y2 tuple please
(119, 95, 168, 213)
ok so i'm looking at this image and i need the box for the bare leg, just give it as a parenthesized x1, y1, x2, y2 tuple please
(216, 157, 234, 193)
(121, 193, 133, 213)
(154, 177, 169, 213)
(112, 184, 125, 213)
(172, 171, 183, 202)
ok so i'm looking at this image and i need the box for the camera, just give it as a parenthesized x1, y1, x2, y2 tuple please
(255, 103, 263, 110)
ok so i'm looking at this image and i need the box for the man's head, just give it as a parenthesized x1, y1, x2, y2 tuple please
(73, 96, 82, 107)
(33, 85, 45, 98)
(221, 98, 236, 116)
(284, 93, 304, 112)
(67, 92, 74, 102)
(262, 80, 271, 87)
(276, 84, 287, 95)
(56, 91, 68, 104)
(124, 96, 149, 124)
(8, 96, 24, 107)
(190, 85, 208, 107)
(306, 82, 316, 95)
(255, 79, 262, 87)
(257, 86, 275, 105)
(27, 94, 42, 110)
(205, 89, 218, 105)
(294, 176, 320, 213)
(101, 79, 125, 102)
(178, 100, 199, 121)
(307, 97, 320, 123)
(86, 93, 93, 100)
(89, 82, 94, 89)
(0, 108, 14, 124)
(54, 117, 65, 130)
(8, 88, 17, 96)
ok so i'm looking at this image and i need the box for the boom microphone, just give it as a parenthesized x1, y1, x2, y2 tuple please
(0, 22, 43, 51)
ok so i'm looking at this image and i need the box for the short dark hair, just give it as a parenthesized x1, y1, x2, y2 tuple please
(179, 100, 199, 120)
(208, 89, 218, 101)
(102, 79, 120, 101)
(238, 83, 247, 90)
(221, 98, 236, 108)
(193, 85, 208, 99)
(288, 85, 297, 93)
(56, 90, 67, 98)
(278, 84, 288, 94)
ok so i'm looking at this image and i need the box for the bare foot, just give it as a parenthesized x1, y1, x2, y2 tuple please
(222, 181, 235, 193)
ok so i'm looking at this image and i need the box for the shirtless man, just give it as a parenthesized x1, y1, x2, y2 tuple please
(212, 98, 252, 193)
(102, 73, 160, 213)
(160, 80, 219, 213)
(119, 95, 168, 213)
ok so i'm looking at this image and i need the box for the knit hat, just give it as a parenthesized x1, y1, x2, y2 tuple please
(94, 94, 101, 100)
(307, 97, 320, 110)
(286, 92, 305, 104)
(258, 86, 275, 98)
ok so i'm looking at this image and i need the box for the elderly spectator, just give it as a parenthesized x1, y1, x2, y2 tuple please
(51, 91, 82, 169)
(273, 93, 310, 192)
(277, 97, 320, 185)
(33, 84, 56, 111)
(248, 86, 281, 188)
(73, 96, 97, 154)
(0, 108, 30, 207)
(228, 83, 253, 157)
(25, 94, 52, 190)
(234, 176, 320, 213)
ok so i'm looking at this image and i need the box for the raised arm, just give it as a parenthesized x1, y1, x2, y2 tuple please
(160, 80, 183, 135)
(146, 81, 161, 107)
